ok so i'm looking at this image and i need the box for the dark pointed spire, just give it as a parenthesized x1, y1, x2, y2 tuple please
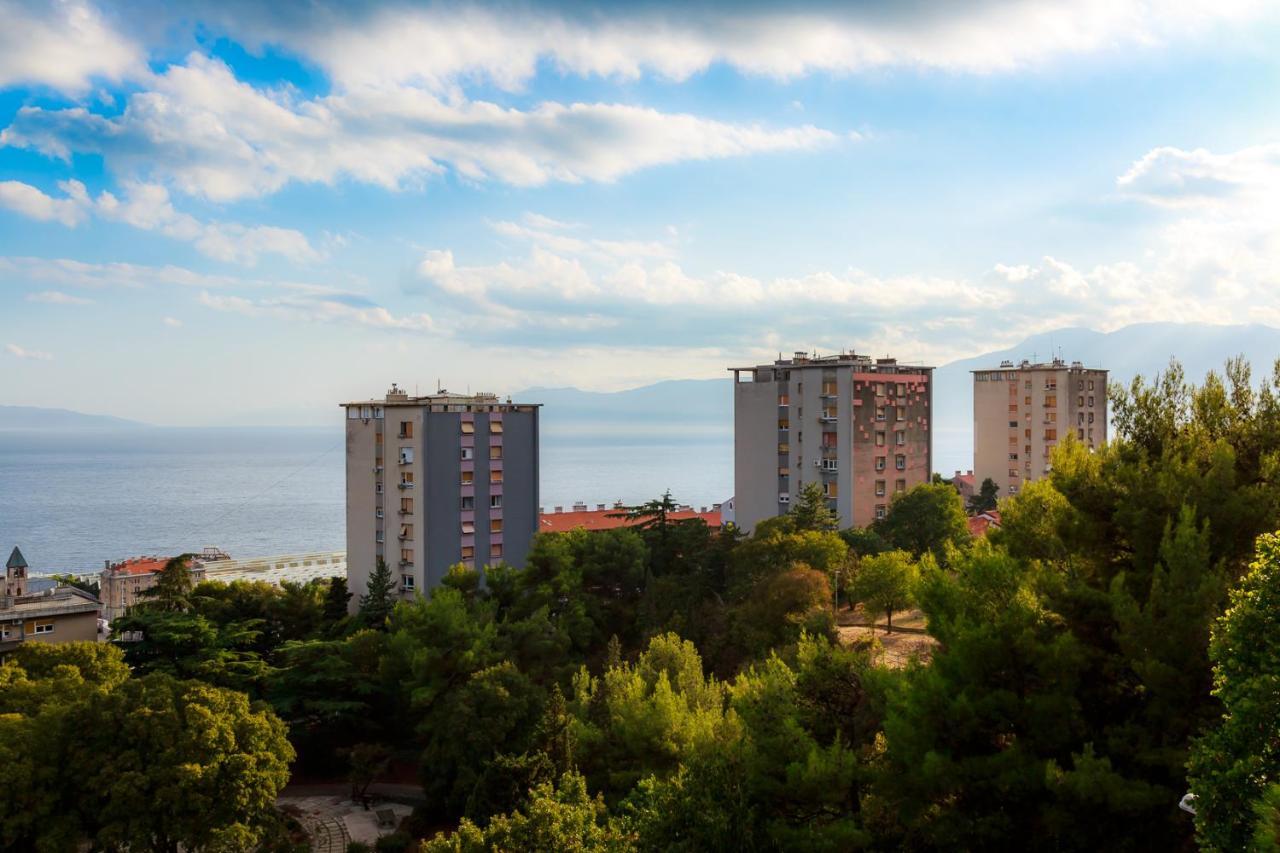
(6, 546, 27, 569)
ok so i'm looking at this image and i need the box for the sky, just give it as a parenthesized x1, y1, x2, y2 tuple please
(1, 0, 1279, 426)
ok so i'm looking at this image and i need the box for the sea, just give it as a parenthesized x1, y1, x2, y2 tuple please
(0, 428, 733, 572)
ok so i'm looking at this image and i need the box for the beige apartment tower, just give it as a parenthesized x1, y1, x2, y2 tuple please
(731, 352, 934, 532)
(972, 358, 1107, 497)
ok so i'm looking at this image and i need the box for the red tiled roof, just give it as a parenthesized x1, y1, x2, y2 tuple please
(539, 508, 721, 535)
(104, 556, 172, 576)
(967, 510, 1002, 537)
(954, 473, 975, 488)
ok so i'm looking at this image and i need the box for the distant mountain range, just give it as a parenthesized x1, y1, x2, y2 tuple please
(0, 405, 148, 430)
(7, 322, 1280, 473)
(520, 322, 1280, 472)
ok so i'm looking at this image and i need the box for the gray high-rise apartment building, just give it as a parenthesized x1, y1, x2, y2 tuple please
(731, 352, 935, 532)
(972, 358, 1107, 497)
(341, 385, 540, 605)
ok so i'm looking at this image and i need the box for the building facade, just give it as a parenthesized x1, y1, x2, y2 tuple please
(731, 352, 934, 532)
(342, 386, 540, 607)
(100, 556, 207, 620)
(2, 547, 101, 653)
(972, 358, 1108, 497)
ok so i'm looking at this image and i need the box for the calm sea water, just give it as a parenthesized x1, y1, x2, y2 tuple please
(0, 428, 731, 572)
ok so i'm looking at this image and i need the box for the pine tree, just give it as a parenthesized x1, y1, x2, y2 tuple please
(967, 478, 1000, 514)
(142, 554, 195, 612)
(791, 482, 839, 532)
(357, 558, 397, 630)
(323, 576, 352, 626)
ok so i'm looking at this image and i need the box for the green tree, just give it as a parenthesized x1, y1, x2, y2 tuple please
(141, 553, 196, 612)
(791, 481, 839, 532)
(49, 573, 99, 597)
(873, 483, 969, 563)
(967, 477, 1000, 514)
(422, 771, 633, 852)
(324, 575, 353, 626)
(847, 550, 917, 632)
(1189, 532, 1280, 851)
(111, 608, 271, 693)
(358, 558, 397, 630)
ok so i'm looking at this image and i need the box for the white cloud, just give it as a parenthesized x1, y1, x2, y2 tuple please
(197, 290, 437, 333)
(197, 1, 1267, 90)
(26, 290, 92, 304)
(0, 179, 88, 226)
(1, 53, 837, 202)
(6, 343, 53, 361)
(0, 178, 320, 264)
(0, 0, 142, 94)
(162, 316, 183, 327)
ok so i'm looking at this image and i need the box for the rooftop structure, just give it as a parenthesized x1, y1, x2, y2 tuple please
(2, 545, 101, 653)
(731, 351, 935, 531)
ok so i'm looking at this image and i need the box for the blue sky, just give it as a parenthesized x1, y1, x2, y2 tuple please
(1, 0, 1279, 425)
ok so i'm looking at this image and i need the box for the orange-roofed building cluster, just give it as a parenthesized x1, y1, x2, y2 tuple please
(100, 555, 206, 620)
(539, 501, 723, 535)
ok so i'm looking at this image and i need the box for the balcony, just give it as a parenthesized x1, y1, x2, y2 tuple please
(398, 508, 411, 516)
(398, 482, 414, 490)
(398, 558, 412, 568)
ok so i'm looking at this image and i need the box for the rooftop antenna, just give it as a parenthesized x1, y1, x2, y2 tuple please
(437, 378, 442, 393)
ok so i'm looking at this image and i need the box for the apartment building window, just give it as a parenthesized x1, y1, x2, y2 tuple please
(460, 495, 474, 510)
(401, 574, 415, 591)
(876, 406, 886, 421)
(376, 508, 384, 519)
(778, 442, 790, 454)
(491, 543, 504, 559)
(1078, 428, 1085, 440)
(400, 524, 413, 540)
(1045, 429, 1058, 441)
(1009, 468, 1020, 478)
(1009, 453, 1019, 460)
(976, 372, 988, 381)
(875, 457, 887, 472)
(1089, 380, 1095, 391)
(895, 431, 906, 446)
(1025, 429, 1031, 438)
(461, 447, 473, 460)
(490, 420, 504, 434)
(895, 455, 906, 470)
(375, 482, 383, 494)
(824, 482, 838, 498)
(490, 494, 502, 509)
(875, 505, 887, 520)
(1077, 396, 1084, 407)
(490, 445, 503, 460)
(1078, 413, 1085, 425)
(1009, 420, 1018, 428)
(462, 521, 476, 535)
(461, 546, 475, 560)
(875, 432, 886, 447)
(1025, 380, 1032, 390)
(875, 479, 886, 496)
(897, 407, 907, 421)
(1088, 412, 1095, 424)
(1009, 403, 1019, 414)
(822, 432, 837, 447)
(375, 433, 384, 445)
(32, 621, 53, 635)
(876, 383, 885, 396)
(1009, 435, 1018, 445)
(1024, 396, 1032, 405)
(491, 518, 503, 533)
(778, 466, 789, 477)
(1078, 380, 1085, 391)
(400, 472, 414, 487)
(778, 418, 790, 430)
(822, 406, 838, 420)
(459, 422, 475, 436)
(399, 447, 414, 465)
(1045, 412, 1057, 423)
(399, 421, 413, 438)
(1044, 395, 1057, 408)
(490, 469, 503, 484)
(822, 381, 838, 396)
(1088, 396, 1095, 407)
(895, 479, 907, 494)
(778, 394, 790, 406)
(400, 548, 413, 563)
(1025, 445, 1031, 454)
(461, 471, 474, 485)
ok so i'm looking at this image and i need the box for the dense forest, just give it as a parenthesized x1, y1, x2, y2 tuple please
(4, 358, 1280, 851)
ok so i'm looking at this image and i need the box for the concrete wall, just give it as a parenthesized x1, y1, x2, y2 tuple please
(733, 373, 784, 533)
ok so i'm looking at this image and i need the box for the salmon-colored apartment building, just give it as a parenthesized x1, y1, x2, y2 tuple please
(972, 358, 1108, 497)
(731, 352, 934, 532)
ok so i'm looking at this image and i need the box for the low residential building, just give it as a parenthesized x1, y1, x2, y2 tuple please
(967, 510, 1002, 537)
(538, 502, 723, 534)
(100, 555, 207, 620)
(1, 547, 101, 653)
(952, 470, 976, 504)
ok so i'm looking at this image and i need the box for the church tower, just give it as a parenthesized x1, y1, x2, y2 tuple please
(6, 546, 29, 598)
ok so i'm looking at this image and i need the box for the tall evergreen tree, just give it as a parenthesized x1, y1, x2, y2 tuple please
(324, 576, 352, 626)
(357, 558, 397, 630)
(967, 477, 1000, 514)
(142, 554, 196, 612)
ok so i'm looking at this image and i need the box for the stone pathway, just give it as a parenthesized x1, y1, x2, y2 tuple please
(280, 793, 413, 848)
